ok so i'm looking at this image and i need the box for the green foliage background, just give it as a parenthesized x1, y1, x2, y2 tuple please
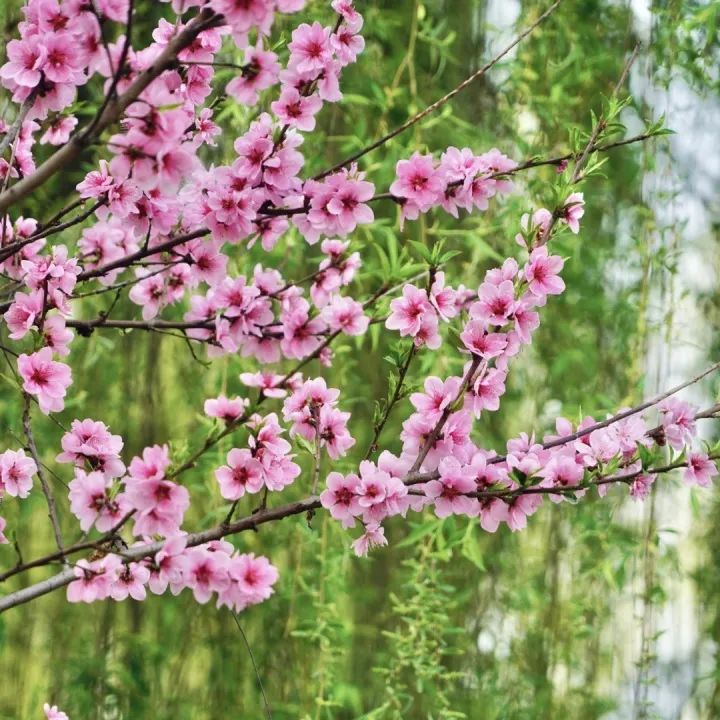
(0, 1, 719, 718)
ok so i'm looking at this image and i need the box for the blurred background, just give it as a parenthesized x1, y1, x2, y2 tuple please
(0, 0, 719, 718)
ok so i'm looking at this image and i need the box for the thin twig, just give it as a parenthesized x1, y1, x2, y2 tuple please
(231, 611, 273, 720)
(314, 0, 563, 180)
(22, 394, 65, 557)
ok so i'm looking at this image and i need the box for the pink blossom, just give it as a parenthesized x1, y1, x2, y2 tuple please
(460, 322, 507, 359)
(56, 418, 125, 477)
(76, 160, 114, 198)
(239, 371, 288, 399)
(271, 87, 322, 131)
(68, 470, 129, 532)
(227, 46, 280, 105)
(683, 453, 717, 487)
(385, 284, 432, 337)
(318, 405, 355, 459)
(660, 398, 697, 450)
(110, 561, 150, 602)
(0, 448, 36, 498)
(630, 474, 655, 501)
(356, 462, 389, 509)
(410, 376, 462, 420)
(331, 25, 365, 65)
(215, 449, 265, 500)
(261, 454, 301, 491)
(321, 296, 369, 335)
(40, 115, 77, 145)
(0, 38, 46, 87)
(66, 557, 116, 603)
(429, 272, 457, 320)
(18, 348, 72, 414)
(332, 0, 364, 31)
(523, 246, 565, 298)
(288, 22, 332, 74)
(351, 522, 387, 557)
(465, 366, 507, 416)
(478, 497, 510, 533)
(515, 208, 552, 248)
(472, 280, 516, 325)
(128, 445, 171, 482)
(43, 315, 74, 356)
(149, 534, 187, 595)
(323, 171, 375, 235)
(228, 553, 278, 605)
(560, 192, 585, 233)
(320, 471, 361, 527)
(41, 33, 84, 83)
(425, 457, 477, 517)
(204, 395, 247, 423)
(505, 493, 542, 531)
(43, 704, 69, 720)
(182, 547, 230, 604)
(390, 153, 445, 210)
(3, 290, 43, 339)
(96, 0, 130, 22)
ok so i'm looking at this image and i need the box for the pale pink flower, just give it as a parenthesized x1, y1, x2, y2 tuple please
(149, 534, 188, 595)
(110, 561, 150, 602)
(288, 22, 332, 74)
(43, 703, 69, 720)
(227, 46, 280, 105)
(41, 33, 84, 83)
(630, 474, 655, 501)
(385, 284, 432, 337)
(204, 395, 247, 423)
(523, 246, 565, 298)
(320, 471, 361, 527)
(66, 557, 116, 603)
(40, 115, 77, 145)
(239, 371, 288, 399)
(660, 398, 697, 450)
(505, 493, 542, 531)
(183, 547, 230, 604)
(425, 457, 477, 518)
(429, 272, 457, 320)
(390, 153, 445, 210)
(356, 462, 389, 508)
(321, 295, 368, 335)
(56, 418, 125, 477)
(215, 448, 264, 500)
(43, 315, 74, 356)
(0, 448, 36, 498)
(351, 523, 387, 557)
(460, 322, 507, 358)
(3, 290, 43, 339)
(472, 280, 516, 325)
(410, 376, 461, 420)
(228, 553, 278, 605)
(560, 192, 585, 233)
(68, 470, 129, 532)
(18, 348, 72, 414)
(318, 405, 355, 459)
(271, 87, 322, 131)
(129, 445, 171, 482)
(0, 38, 46, 87)
(684, 453, 718, 487)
